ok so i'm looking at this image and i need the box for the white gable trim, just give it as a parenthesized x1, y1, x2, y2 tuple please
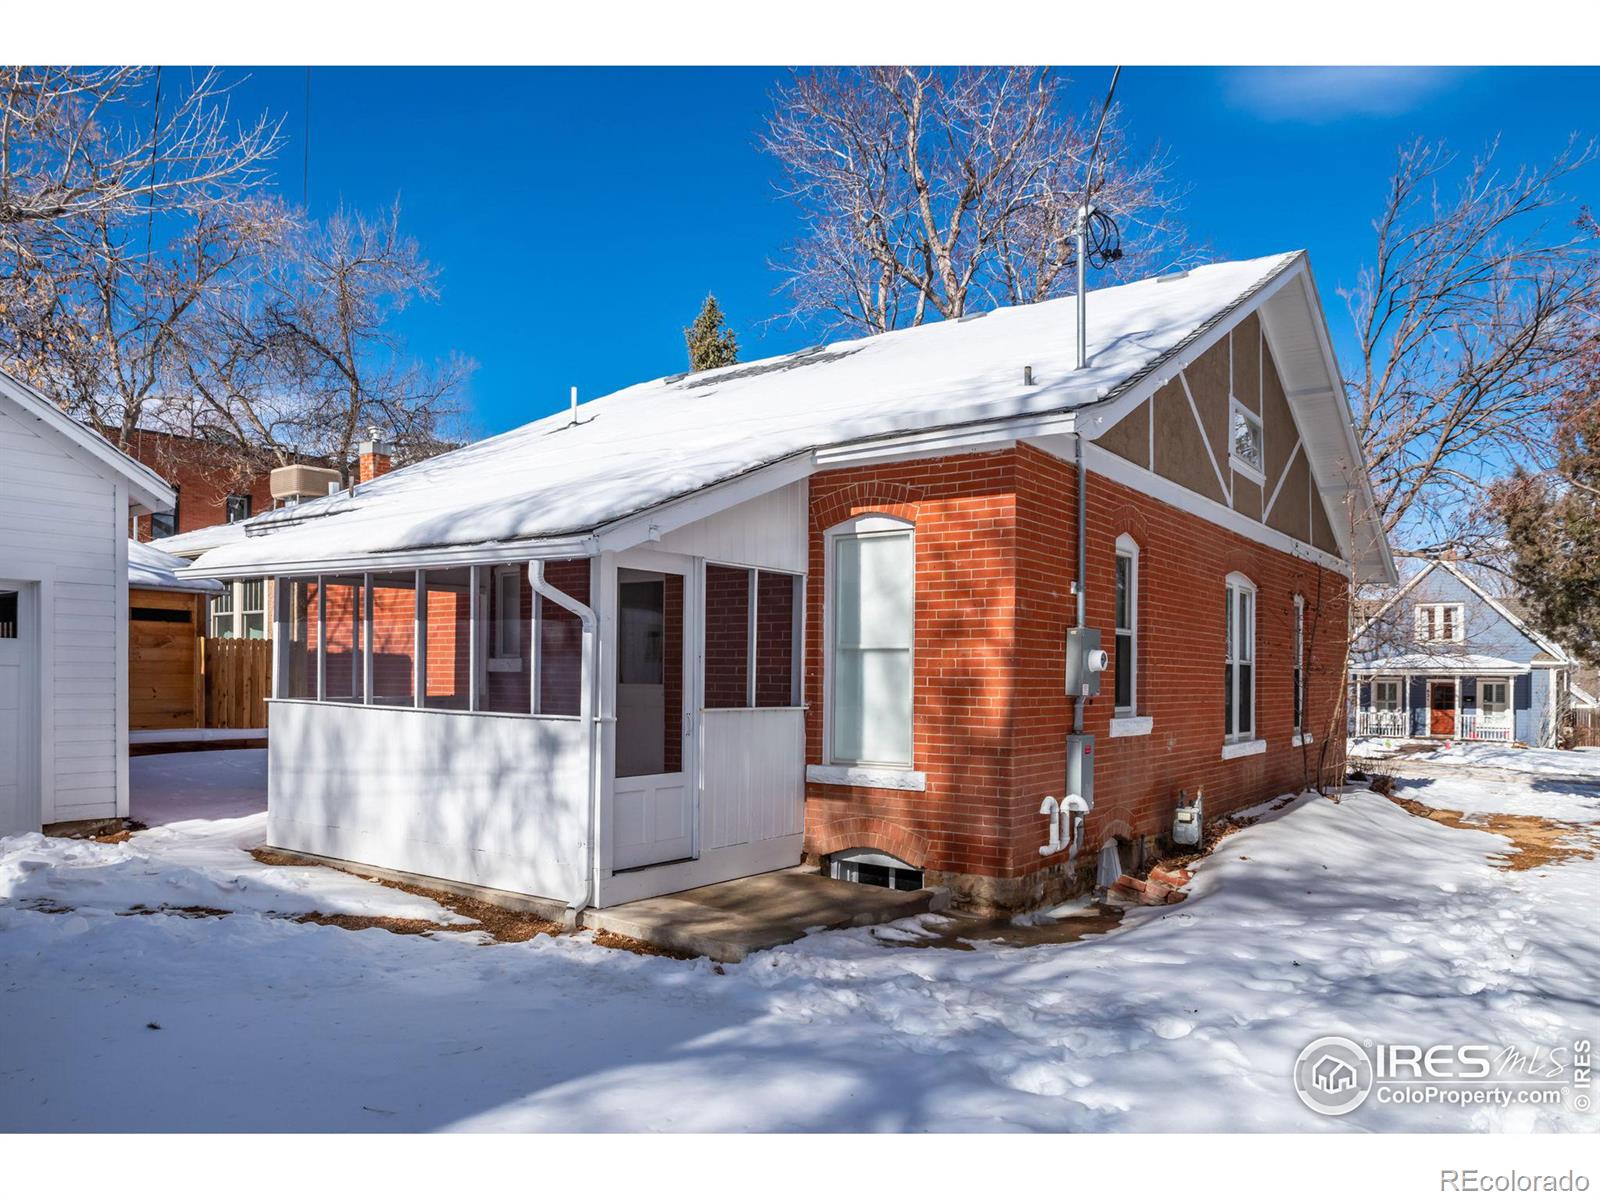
(0, 371, 174, 514)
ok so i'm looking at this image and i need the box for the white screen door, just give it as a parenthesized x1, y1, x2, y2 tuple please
(611, 560, 695, 870)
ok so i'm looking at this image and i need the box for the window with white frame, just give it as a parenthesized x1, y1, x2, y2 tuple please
(209, 587, 235, 637)
(1114, 535, 1138, 716)
(1229, 398, 1264, 481)
(240, 579, 266, 639)
(1373, 678, 1402, 712)
(1415, 602, 1464, 644)
(1224, 573, 1256, 741)
(1293, 594, 1305, 736)
(1480, 679, 1509, 718)
(828, 515, 914, 768)
(490, 565, 523, 669)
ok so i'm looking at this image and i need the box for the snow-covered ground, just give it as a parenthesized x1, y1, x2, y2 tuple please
(130, 748, 266, 826)
(2, 749, 1596, 1133)
(1405, 742, 1600, 779)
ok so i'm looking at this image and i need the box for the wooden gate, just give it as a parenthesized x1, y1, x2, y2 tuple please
(202, 637, 272, 730)
(1571, 709, 1600, 749)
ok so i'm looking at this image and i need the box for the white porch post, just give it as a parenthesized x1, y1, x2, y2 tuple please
(1454, 673, 1462, 738)
(413, 569, 425, 708)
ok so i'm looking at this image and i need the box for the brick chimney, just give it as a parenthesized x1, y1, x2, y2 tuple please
(357, 426, 392, 484)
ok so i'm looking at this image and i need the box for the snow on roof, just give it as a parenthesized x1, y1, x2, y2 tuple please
(191, 254, 1299, 575)
(152, 520, 253, 559)
(129, 539, 224, 594)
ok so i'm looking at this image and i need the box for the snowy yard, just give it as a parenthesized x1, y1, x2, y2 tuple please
(2, 749, 1597, 1133)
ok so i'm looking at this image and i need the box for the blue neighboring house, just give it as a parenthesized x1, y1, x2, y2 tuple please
(1349, 556, 1584, 748)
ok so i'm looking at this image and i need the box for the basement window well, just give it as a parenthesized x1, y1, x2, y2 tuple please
(829, 849, 924, 892)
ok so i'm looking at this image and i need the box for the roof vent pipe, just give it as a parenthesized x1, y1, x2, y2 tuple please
(569, 385, 579, 427)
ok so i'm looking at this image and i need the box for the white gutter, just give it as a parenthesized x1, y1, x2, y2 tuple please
(529, 560, 602, 925)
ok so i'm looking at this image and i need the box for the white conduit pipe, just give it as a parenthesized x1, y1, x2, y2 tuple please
(529, 560, 600, 926)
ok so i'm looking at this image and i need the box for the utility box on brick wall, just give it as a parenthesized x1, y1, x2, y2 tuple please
(1066, 733, 1095, 808)
(1064, 626, 1106, 698)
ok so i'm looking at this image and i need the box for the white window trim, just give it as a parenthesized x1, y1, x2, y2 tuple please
(1479, 677, 1511, 718)
(1291, 731, 1313, 747)
(806, 763, 927, 792)
(1225, 571, 1257, 743)
(1109, 715, 1153, 738)
(823, 513, 916, 770)
(1221, 737, 1266, 760)
(1228, 396, 1266, 485)
(1114, 533, 1139, 718)
(1373, 677, 1403, 712)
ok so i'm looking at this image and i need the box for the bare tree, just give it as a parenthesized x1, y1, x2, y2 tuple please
(763, 67, 1186, 334)
(3, 195, 293, 449)
(179, 205, 472, 481)
(1345, 137, 1600, 553)
(0, 67, 280, 232)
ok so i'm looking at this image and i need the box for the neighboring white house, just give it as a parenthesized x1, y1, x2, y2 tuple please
(0, 371, 176, 836)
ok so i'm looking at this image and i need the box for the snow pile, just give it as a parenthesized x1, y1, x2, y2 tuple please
(128, 538, 223, 593)
(190, 255, 1298, 574)
(0, 816, 467, 926)
(2, 770, 1594, 1133)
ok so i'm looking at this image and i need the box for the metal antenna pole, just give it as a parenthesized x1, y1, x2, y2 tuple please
(1074, 66, 1122, 372)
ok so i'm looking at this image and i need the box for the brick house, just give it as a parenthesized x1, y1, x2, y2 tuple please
(186, 252, 1395, 917)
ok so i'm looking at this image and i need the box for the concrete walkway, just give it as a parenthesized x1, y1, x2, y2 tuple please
(129, 749, 268, 826)
(588, 867, 949, 962)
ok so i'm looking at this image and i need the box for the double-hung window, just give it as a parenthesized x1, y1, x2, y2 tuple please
(1480, 679, 1509, 720)
(828, 515, 914, 767)
(1415, 603, 1464, 644)
(209, 586, 235, 637)
(1373, 678, 1402, 712)
(1114, 535, 1138, 716)
(1224, 573, 1256, 741)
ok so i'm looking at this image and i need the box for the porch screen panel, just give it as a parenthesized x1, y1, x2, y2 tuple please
(284, 578, 320, 699)
(704, 564, 751, 708)
(321, 578, 365, 702)
(832, 529, 913, 766)
(538, 558, 590, 717)
(422, 567, 472, 710)
(755, 571, 800, 707)
(369, 572, 417, 707)
(484, 565, 532, 714)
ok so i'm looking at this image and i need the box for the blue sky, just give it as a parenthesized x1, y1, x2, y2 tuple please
(223, 66, 1598, 440)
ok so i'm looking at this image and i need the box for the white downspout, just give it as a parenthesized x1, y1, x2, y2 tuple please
(530, 560, 600, 926)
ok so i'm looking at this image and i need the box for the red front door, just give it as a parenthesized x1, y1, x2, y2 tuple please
(1429, 682, 1455, 736)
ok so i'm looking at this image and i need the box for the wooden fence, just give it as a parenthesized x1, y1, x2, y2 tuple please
(202, 637, 273, 730)
(1571, 708, 1600, 749)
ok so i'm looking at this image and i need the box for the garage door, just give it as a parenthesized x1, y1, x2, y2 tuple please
(0, 585, 34, 836)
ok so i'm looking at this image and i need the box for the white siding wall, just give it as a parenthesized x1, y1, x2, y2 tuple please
(268, 701, 591, 903)
(657, 480, 808, 573)
(701, 708, 805, 849)
(0, 404, 124, 825)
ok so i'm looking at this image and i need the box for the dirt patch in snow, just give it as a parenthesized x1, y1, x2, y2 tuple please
(1387, 795, 1599, 871)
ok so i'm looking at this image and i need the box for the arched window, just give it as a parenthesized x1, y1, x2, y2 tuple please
(826, 514, 914, 768)
(1225, 572, 1256, 741)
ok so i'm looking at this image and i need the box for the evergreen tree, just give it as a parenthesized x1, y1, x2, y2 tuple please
(684, 293, 739, 372)
(1496, 337, 1600, 662)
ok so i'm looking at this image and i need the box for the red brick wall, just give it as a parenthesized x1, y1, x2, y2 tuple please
(539, 559, 590, 716)
(754, 571, 798, 706)
(804, 452, 1020, 882)
(704, 564, 751, 707)
(123, 430, 278, 540)
(802, 444, 1350, 909)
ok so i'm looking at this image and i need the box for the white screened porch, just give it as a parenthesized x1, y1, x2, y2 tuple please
(260, 482, 811, 912)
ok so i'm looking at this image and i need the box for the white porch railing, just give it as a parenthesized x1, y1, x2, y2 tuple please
(1459, 713, 1513, 743)
(1353, 710, 1409, 738)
